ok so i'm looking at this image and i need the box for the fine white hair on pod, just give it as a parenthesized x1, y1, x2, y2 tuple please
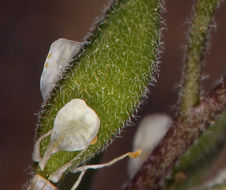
(128, 114, 172, 179)
(40, 38, 81, 102)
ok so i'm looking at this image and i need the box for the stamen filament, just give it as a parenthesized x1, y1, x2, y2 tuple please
(33, 130, 52, 162)
(49, 148, 87, 183)
(71, 170, 86, 190)
(70, 149, 142, 173)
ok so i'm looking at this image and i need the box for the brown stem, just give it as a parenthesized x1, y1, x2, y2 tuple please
(126, 77, 226, 190)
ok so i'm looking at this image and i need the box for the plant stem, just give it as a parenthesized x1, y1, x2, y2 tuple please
(179, 0, 220, 118)
(166, 113, 226, 190)
(126, 77, 226, 190)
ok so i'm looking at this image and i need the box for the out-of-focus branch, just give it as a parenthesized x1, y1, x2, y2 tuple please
(179, 0, 220, 118)
(126, 77, 226, 190)
(203, 183, 226, 190)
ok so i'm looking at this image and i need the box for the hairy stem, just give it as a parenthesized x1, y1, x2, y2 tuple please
(166, 113, 226, 190)
(126, 77, 226, 190)
(179, 0, 220, 118)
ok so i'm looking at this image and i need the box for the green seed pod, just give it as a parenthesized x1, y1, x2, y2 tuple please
(35, 0, 163, 180)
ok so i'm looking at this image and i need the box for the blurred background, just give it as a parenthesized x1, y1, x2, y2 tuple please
(0, 0, 225, 189)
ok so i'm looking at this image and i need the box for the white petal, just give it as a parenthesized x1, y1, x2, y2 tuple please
(40, 38, 81, 101)
(39, 99, 100, 170)
(52, 99, 100, 151)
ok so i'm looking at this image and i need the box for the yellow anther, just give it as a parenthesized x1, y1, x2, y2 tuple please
(129, 149, 142, 158)
(91, 136, 98, 145)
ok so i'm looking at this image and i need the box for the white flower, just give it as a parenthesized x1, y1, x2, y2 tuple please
(32, 98, 142, 189)
(34, 99, 100, 170)
(40, 38, 81, 102)
(128, 114, 172, 179)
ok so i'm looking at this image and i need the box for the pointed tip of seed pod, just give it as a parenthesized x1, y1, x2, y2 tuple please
(129, 149, 142, 158)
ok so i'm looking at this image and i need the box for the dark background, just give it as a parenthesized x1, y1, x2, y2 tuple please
(0, 0, 225, 189)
